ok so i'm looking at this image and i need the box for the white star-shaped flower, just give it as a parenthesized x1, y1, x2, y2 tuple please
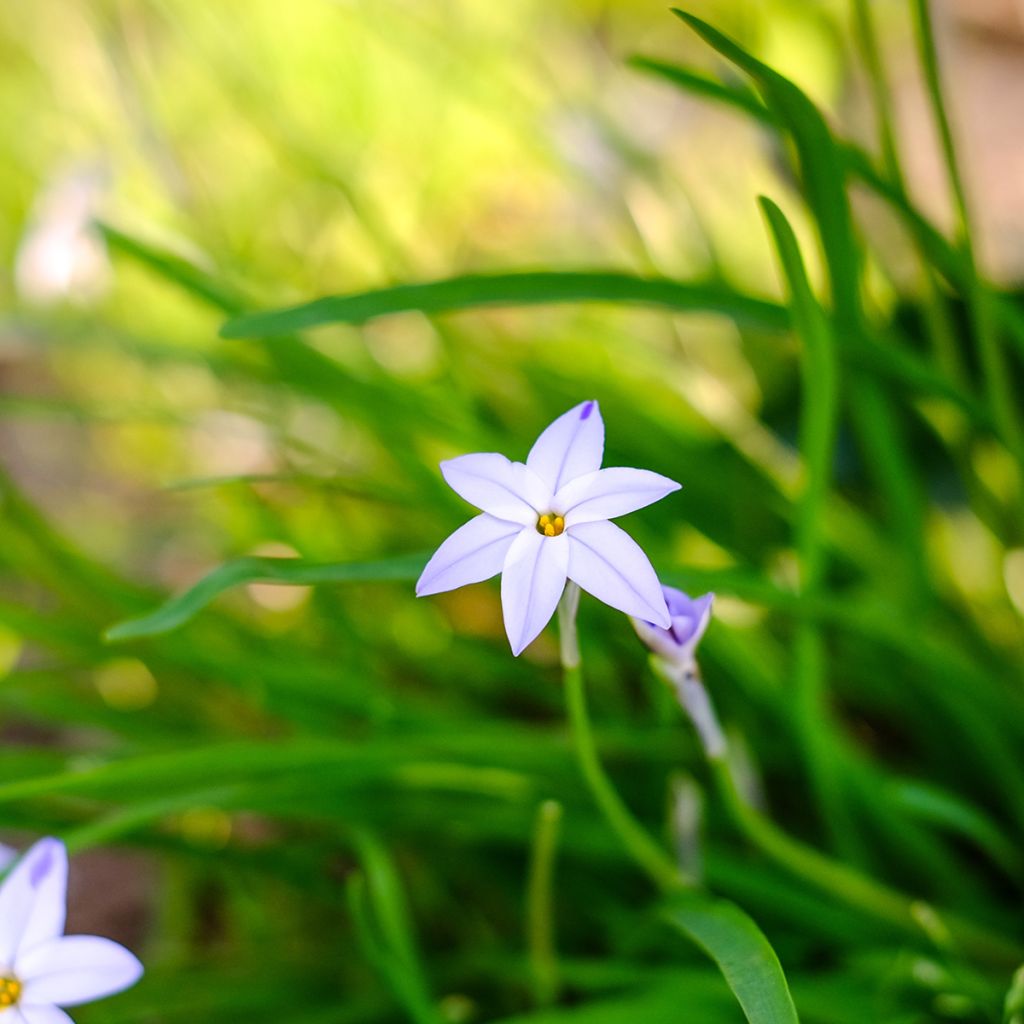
(0, 838, 142, 1023)
(417, 400, 680, 655)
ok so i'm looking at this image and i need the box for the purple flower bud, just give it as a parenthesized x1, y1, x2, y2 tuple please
(631, 586, 713, 666)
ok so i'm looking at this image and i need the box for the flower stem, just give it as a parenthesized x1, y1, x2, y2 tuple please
(558, 584, 689, 894)
(526, 799, 563, 1007)
(656, 659, 1024, 967)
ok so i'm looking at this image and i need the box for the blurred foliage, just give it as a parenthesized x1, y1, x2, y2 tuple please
(2, 0, 1024, 1022)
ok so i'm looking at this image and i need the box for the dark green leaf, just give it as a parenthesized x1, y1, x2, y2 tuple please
(664, 893, 801, 1024)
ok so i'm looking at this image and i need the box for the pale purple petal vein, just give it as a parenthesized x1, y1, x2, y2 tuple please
(555, 467, 681, 526)
(567, 521, 670, 626)
(415, 515, 523, 596)
(440, 453, 547, 524)
(500, 530, 570, 655)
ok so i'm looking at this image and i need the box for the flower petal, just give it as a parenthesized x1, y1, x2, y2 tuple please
(526, 400, 604, 494)
(633, 589, 714, 663)
(440, 454, 547, 525)
(555, 467, 681, 526)
(500, 530, 569, 656)
(20, 936, 142, 1008)
(416, 515, 523, 596)
(566, 521, 670, 626)
(0, 839, 67, 966)
(667, 590, 714, 647)
(20, 1007, 73, 1024)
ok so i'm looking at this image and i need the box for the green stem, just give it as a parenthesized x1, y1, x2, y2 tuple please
(526, 800, 563, 1007)
(708, 753, 1020, 966)
(657, 659, 1024, 967)
(559, 584, 689, 894)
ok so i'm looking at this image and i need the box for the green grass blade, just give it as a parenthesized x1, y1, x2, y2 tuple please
(663, 894, 800, 1024)
(627, 57, 773, 124)
(759, 199, 837, 588)
(672, 9, 860, 325)
(759, 196, 862, 860)
(220, 272, 789, 337)
(889, 780, 1021, 880)
(99, 222, 246, 315)
(672, 11, 934, 611)
(105, 554, 428, 641)
(910, 0, 1024, 462)
(353, 831, 442, 1024)
(346, 873, 445, 1024)
(629, 39, 994, 323)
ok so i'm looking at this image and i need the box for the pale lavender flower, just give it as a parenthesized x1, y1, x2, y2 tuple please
(0, 838, 142, 1023)
(632, 586, 713, 667)
(15, 164, 110, 306)
(416, 400, 680, 655)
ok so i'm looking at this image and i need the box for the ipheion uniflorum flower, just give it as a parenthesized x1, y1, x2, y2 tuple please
(631, 587, 713, 669)
(417, 400, 681, 654)
(0, 837, 142, 1023)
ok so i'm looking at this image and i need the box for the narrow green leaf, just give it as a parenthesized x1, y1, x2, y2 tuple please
(759, 198, 837, 586)
(910, 0, 1024, 460)
(889, 780, 1021, 879)
(664, 893, 800, 1024)
(0, 740, 533, 806)
(760, 196, 859, 857)
(672, 9, 860, 325)
(674, 11, 935, 613)
(628, 49, 980, 304)
(627, 57, 773, 124)
(98, 222, 245, 315)
(353, 832, 444, 1024)
(220, 272, 789, 337)
(104, 554, 427, 641)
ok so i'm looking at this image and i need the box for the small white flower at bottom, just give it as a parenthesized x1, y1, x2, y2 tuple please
(0, 838, 142, 1023)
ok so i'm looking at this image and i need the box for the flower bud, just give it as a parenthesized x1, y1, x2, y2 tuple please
(631, 586, 713, 667)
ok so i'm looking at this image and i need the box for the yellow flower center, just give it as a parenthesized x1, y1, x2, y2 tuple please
(0, 977, 21, 1008)
(536, 513, 565, 538)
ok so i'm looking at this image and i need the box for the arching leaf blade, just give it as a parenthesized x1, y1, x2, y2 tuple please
(664, 893, 801, 1024)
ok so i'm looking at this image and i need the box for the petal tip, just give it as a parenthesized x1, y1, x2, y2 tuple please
(123, 948, 145, 985)
(649, 596, 672, 629)
(414, 573, 441, 598)
(26, 837, 66, 889)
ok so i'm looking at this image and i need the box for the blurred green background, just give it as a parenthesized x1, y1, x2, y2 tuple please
(2, 0, 1024, 1022)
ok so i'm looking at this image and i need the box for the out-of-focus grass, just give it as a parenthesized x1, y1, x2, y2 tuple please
(2, 1, 1024, 1022)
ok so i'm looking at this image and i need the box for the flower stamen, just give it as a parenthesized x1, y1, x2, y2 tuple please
(0, 977, 21, 1008)
(536, 513, 565, 538)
